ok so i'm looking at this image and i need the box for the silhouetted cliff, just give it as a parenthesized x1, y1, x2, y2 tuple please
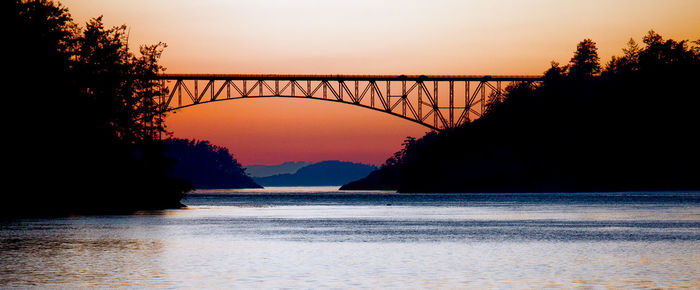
(344, 32, 700, 193)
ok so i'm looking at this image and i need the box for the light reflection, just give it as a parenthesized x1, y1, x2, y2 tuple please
(0, 218, 170, 288)
(1, 191, 699, 288)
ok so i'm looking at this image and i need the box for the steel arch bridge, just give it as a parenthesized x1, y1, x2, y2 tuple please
(156, 74, 542, 131)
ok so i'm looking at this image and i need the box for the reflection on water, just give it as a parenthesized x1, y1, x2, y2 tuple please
(1, 220, 170, 287)
(1, 189, 699, 288)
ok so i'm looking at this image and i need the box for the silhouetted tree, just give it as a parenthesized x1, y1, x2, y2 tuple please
(345, 32, 700, 193)
(607, 38, 641, 74)
(165, 139, 261, 189)
(5, 0, 191, 217)
(568, 38, 601, 78)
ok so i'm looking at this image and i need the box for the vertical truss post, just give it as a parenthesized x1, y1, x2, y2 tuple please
(370, 80, 375, 107)
(338, 81, 343, 101)
(275, 80, 279, 96)
(434, 81, 438, 128)
(209, 80, 213, 101)
(481, 81, 486, 113)
(355, 81, 358, 100)
(323, 81, 327, 99)
(417, 81, 422, 120)
(177, 80, 182, 107)
(449, 80, 454, 127)
(194, 80, 198, 101)
(465, 81, 470, 122)
(386, 81, 391, 107)
(243, 80, 247, 97)
(402, 80, 407, 116)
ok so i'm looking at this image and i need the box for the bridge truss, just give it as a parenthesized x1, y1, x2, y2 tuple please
(156, 74, 541, 131)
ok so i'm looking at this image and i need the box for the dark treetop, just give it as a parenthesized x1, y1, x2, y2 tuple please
(5, 0, 192, 217)
(165, 139, 261, 189)
(343, 33, 700, 193)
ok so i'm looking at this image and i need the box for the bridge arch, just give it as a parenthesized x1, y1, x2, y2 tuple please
(167, 95, 443, 131)
(157, 74, 542, 131)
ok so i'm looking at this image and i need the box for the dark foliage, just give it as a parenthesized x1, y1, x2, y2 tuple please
(339, 166, 401, 190)
(4, 0, 192, 217)
(165, 139, 261, 189)
(346, 32, 700, 193)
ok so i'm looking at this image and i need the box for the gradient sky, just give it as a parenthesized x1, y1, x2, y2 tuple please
(62, 0, 700, 165)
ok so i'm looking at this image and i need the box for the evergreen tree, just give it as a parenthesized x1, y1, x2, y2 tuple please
(568, 39, 601, 78)
(346, 32, 700, 193)
(5, 0, 192, 217)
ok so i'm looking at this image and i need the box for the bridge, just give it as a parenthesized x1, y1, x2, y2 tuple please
(156, 74, 542, 131)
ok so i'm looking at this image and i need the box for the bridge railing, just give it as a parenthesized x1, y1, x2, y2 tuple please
(156, 74, 542, 131)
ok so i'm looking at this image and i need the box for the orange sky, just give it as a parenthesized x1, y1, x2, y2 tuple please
(62, 0, 700, 165)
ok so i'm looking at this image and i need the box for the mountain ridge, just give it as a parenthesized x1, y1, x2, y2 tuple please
(245, 161, 311, 178)
(254, 161, 376, 186)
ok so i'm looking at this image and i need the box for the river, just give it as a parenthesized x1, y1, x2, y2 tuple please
(2, 187, 699, 288)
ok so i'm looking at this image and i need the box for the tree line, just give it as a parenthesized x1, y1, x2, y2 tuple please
(165, 139, 261, 189)
(343, 32, 700, 192)
(4, 0, 193, 217)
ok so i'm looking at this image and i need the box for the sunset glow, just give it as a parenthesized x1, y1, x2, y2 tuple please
(62, 0, 700, 165)
(7, 1, 700, 287)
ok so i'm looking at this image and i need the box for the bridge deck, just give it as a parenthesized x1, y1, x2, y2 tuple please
(157, 73, 544, 131)
(159, 73, 542, 81)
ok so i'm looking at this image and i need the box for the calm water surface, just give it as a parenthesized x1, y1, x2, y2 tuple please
(2, 188, 699, 288)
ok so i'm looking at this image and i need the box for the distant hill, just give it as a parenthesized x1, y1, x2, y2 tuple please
(254, 161, 376, 186)
(245, 161, 311, 178)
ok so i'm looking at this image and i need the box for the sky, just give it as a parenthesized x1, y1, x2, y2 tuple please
(62, 0, 700, 165)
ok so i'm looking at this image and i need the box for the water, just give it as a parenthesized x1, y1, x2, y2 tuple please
(2, 188, 699, 288)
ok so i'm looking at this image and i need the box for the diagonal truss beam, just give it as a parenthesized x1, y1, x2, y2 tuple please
(156, 74, 542, 131)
